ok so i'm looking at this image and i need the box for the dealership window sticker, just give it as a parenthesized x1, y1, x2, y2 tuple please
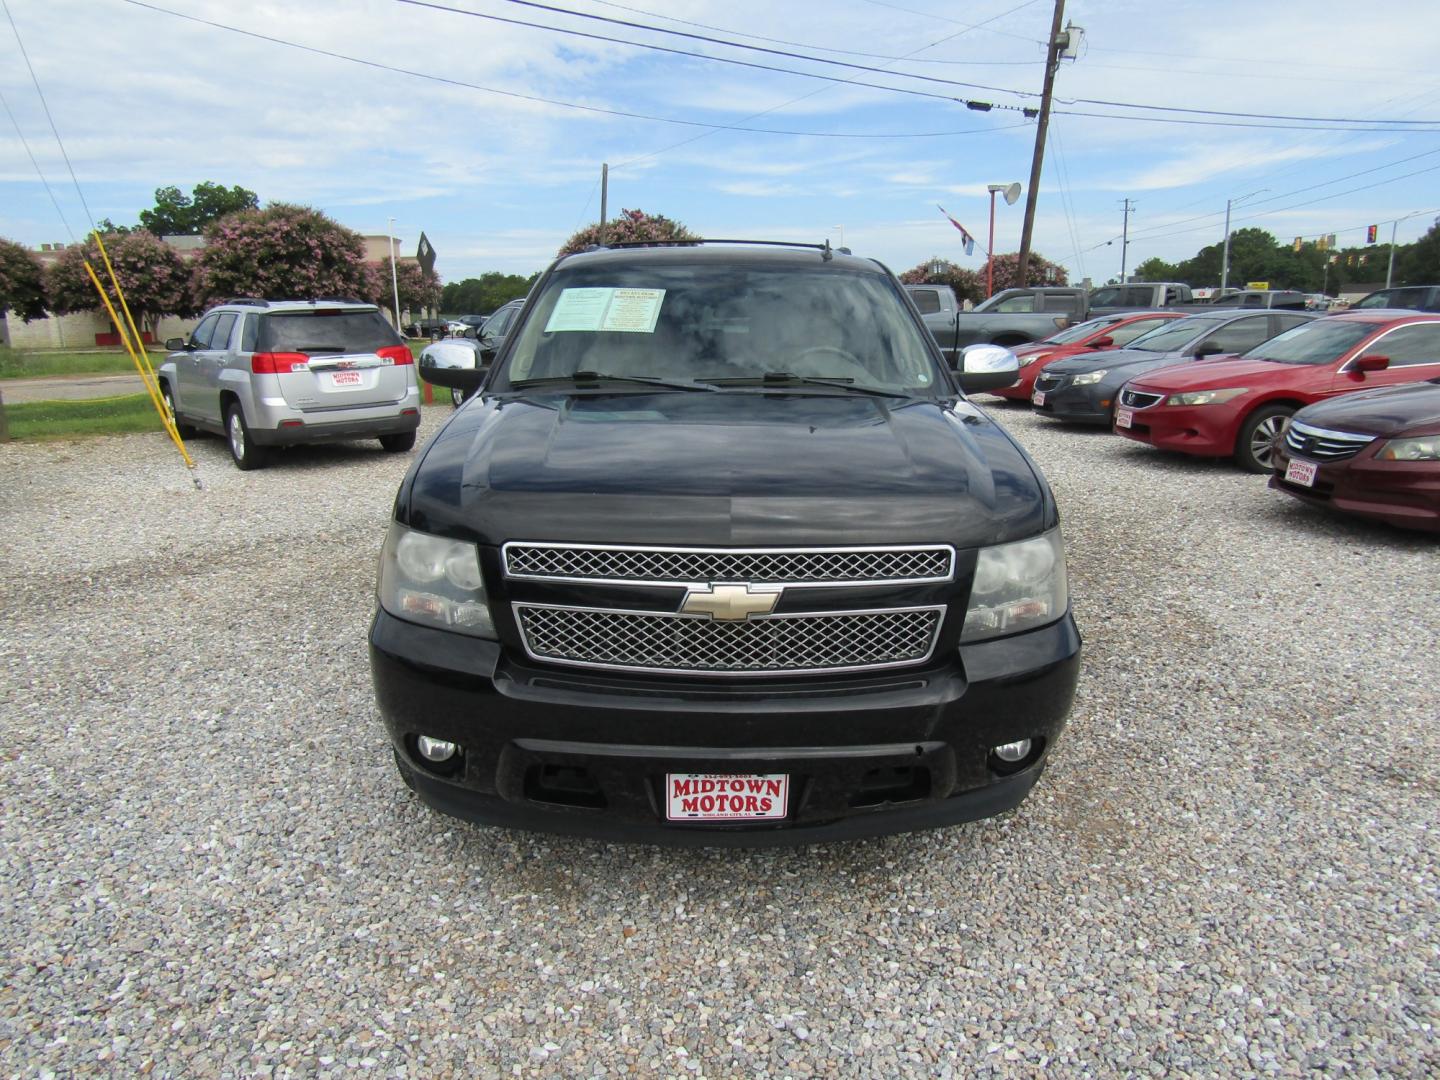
(544, 287, 666, 334)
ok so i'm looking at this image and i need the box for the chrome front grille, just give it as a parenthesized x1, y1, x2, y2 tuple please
(503, 543, 954, 585)
(1033, 374, 1064, 391)
(1120, 388, 1164, 409)
(515, 604, 944, 676)
(1284, 420, 1375, 462)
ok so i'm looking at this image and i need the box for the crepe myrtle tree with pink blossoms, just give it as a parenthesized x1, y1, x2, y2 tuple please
(557, 209, 699, 256)
(191, 203, 372, 307)
(45, 231, 195, 339)
(0, 238, 48, 324)
(899, 258, 985, 307)
(366, 257, 442, 317)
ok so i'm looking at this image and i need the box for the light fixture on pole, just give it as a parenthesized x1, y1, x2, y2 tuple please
(986, 182, 1022, 298)
(387, 217, 402, 332)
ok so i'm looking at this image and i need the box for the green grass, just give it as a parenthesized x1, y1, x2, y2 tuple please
(0, 347, 160, 380)
(3, 393, 167, 440)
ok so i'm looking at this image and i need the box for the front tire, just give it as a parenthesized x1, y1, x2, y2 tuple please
(226, 404, 268, 471)
(1235, 404, 1293, 473)
(379, 431, 416, 453)
(160, 383, 196, 438)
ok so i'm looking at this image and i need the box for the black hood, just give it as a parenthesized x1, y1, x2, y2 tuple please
(1045, 346, 1185, 375)
(402, 392, 1052, 549)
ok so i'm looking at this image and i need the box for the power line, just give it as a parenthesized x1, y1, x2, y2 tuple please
(117, 0, 1027, 138)
(396, 0, 1031, 102)
(583, 0, 1044, 65)
(0, 84, 76, 242)
(855, 0, 1048, 44)
(3, 0, 95, 232)
(1052, 108, 1440, 133)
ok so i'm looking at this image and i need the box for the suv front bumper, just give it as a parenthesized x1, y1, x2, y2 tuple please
(369, 608, 1081, 845)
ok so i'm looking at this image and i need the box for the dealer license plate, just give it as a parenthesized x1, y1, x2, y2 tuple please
(329, 370, 363, 387)
(1031, 390, 1046, 407)
(665, 773, 789, 822)
(1285, 458, 1318, 487)
(1115, 407, 1134, 429)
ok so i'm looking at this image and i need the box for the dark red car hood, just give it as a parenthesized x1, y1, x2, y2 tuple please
(1291, 379, 1440, 437)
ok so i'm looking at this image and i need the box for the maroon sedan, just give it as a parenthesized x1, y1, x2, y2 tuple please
(990, 310, 1185, 402)
(1270, 378, 1440, 532)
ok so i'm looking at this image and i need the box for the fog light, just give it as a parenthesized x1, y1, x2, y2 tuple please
(417, 736, 457, 762)
(993, 739, 1032, 763)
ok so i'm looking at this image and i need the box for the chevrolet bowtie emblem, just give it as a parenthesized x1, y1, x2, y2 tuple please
(681, 583, 782, 621)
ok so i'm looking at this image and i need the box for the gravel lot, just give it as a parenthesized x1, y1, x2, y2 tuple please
(1, 403, 1436, 1078)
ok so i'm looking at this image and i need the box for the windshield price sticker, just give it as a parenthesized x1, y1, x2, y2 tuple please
(666, 774, 789, 822)
(545, 287, 666, 334)
(1115, 407, 1133, 429)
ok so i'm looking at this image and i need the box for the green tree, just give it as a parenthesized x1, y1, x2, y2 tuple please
(45, 232, 194, 336)
(0, 238, 48, 322)
(1131, 257, 1180, 282)
(1397, 217, 1440, 284)
(192, 204, 370, 306)
(137, 182, 260, 235)
(558, 209, 697, 256)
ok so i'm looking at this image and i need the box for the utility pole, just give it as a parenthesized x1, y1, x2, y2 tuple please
(1220, 198, 1233, 292)
(1119, 199, 1135, 283)
(599, 163, 609, 245)
(387, 217, 402, 332)
(1015, 0, 1067, 283)
(1386, 218, 1398, 287)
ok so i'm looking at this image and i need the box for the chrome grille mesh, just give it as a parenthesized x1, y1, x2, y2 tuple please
(1120, 388, 1164, 409)
(1033, 374, 1063, 391)
(504, 544, 952, 584)
(1284, 421, 1374, 462)
(516, 605, 943, 675)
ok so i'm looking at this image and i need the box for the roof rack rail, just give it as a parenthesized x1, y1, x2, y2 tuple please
(593, 238, 851, 259)
(226, 297, 271, 307)
(310, 296, 371, 305)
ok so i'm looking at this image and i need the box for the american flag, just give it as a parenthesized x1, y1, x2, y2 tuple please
(937, 205, 976, 256)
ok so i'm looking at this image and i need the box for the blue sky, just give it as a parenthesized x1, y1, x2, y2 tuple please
(3, 0, 1439, 289)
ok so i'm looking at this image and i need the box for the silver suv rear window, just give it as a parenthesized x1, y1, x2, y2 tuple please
(258, 310, 401, 353)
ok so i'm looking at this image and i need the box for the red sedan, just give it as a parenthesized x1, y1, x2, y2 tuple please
(990, 310, 1186, 402)
(1113, 311, 1440, 472)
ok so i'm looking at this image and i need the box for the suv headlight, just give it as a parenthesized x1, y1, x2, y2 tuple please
(378, 521, 495, 638)
(1378, 436, 1440, 461)
(961, 529, 1069, 643)
(1167, 387, 1248, 406)
(1070, 369, 1107, 385)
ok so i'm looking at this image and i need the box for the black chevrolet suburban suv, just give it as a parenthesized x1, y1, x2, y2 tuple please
(369, 241, 1081, 844)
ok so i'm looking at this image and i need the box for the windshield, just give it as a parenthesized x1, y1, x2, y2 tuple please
(495, 261, 945, 395)
(1043, 315, 1125, 345)
(259, 310, 400, 352)
(1242, 320, 1374, 365)
(1123, 317, 1216, 353)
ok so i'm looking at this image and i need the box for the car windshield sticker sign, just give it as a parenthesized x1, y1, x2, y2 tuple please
(544, 288, 665, 334)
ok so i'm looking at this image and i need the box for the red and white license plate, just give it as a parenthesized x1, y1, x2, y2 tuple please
(1285, 458, 1318, 487)
(1115, 407, 1134, 429)
(665, 774, 789, 822)
(1031, 390, 1047, 407)
(329, 370, 363, 387)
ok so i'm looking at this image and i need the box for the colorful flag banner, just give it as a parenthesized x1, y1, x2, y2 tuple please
(936, 205, 976, 256)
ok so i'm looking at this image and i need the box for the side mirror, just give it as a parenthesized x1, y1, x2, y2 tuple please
(1354, 353, 1390, 373)
(957, 344, 1020, 393)
(1193, 341, 1224, 358)
(1087, 335, 1115, 349)
(164, 337, 185, 351)
(418, 339, 486, 392)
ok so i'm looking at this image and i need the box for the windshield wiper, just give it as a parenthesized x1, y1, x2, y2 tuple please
(508, 370, 721, 392)
(711, 373, 916, 399)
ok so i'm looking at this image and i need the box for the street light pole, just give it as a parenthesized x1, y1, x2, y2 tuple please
(987, 188, 998, 298)
(1220, 199, 1233, 293)
(1386, 218, 1399, 288)
(387, 217, 402, 332)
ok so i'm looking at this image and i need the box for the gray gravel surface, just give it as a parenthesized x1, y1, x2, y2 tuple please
(1, 404, 1436, 1078)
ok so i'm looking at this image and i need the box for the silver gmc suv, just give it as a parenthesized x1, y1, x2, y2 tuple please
(157, 298, 422, 470)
